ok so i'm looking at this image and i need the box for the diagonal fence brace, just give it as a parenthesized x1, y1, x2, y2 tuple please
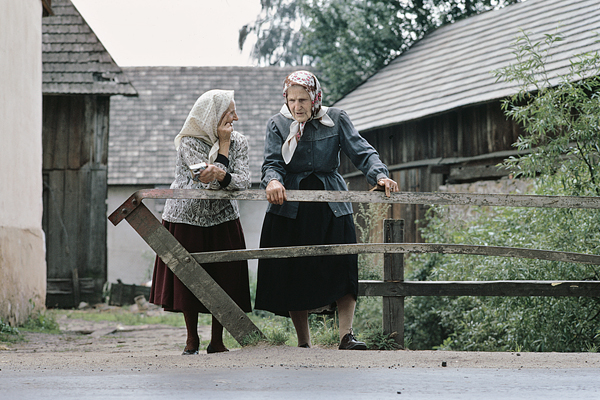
(109, 195, 264, 345)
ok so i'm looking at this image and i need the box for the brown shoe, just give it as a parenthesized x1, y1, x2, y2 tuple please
(338, 332, 367, 350)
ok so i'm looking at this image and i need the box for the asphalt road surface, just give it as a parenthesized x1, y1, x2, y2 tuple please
(3, 366, 600, 399)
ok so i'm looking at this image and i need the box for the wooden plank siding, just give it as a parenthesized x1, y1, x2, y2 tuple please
(43, 95, 109, 307)
(340, 100, 522, 243)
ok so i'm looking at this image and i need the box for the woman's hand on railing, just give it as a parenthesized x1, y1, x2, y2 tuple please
(266, 179, 287, 205)
(377, 177, 399, 197)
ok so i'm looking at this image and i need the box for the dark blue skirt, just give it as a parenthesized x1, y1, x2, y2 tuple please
(254, 174, 358, 316)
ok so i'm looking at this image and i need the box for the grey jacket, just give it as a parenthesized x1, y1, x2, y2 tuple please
(261, 107, 389, 219)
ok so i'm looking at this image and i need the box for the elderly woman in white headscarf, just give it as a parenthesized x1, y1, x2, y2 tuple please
(255, 71, 398, 350)
(149, 90, 251, 355)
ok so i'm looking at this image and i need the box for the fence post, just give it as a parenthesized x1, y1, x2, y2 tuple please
(383, 219, 404, 348)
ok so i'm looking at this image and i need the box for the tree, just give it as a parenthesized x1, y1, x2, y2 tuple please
(240, 0, 521, 102)
(494, 30, 600, 196)
(238, 0, 309, 66)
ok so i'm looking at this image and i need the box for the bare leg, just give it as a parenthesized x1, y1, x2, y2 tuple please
(289, 310, 311, 347)
(336, 293, 356, 340)
(336, 293, 366, 350)
(183, 310, 199, 352)
(209, 316, 228, 352)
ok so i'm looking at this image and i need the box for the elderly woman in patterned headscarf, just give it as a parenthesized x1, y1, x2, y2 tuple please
(255, 71, 398, 350)
(149, 90, 252, 355)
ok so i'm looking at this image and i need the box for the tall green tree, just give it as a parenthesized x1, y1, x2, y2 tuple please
(240, 0, 521, 102)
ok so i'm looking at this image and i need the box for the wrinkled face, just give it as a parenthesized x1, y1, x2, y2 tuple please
(286, 85, 312, 123)
(220, 100, 238, 126)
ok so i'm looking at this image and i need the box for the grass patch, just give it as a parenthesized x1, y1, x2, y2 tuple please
(1, 318, 22, 344)
(20, 310, 60, 334)
(239, 330, 265, 347)
(1, 310, 61, 345)
(239, 315, 293, 347)
(47, 308, 197, 327)
(310, 314, 339, 347)
(361, 325, 402, 350)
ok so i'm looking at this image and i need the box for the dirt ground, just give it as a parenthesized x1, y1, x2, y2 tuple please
(2, 306, 600, 373)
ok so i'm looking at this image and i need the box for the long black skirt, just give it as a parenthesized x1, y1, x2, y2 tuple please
(149, 219, 252, 314)
(254, 176, 358, 317)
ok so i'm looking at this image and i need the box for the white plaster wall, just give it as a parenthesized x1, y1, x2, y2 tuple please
(106, 185, 267, 285)
(0, 0, 47, 325)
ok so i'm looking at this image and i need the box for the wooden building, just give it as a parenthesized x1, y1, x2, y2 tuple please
(42, 0, 136, 307)
(335, 0, 600, 243)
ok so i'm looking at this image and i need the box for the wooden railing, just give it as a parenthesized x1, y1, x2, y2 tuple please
(109, 189, 600, 347)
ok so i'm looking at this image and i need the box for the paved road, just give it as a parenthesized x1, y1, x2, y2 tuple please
(3, 367, 600, 400)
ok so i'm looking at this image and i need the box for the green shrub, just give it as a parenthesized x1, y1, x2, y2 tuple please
(360, 325, 402, 350)
(309, 314, 340, 347)
(404, 178, 600, 352)
(0, 318, 21, 343)
(21, 310, 60, 333)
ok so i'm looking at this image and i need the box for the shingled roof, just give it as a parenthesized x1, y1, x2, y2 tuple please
(334, 0, 600, 133)
(42, 0, 136, 96)
(108, 66, 306, 186)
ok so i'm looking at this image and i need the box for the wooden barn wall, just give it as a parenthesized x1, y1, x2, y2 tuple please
(42, 95, 109, 308)
(341, 101, 522, 243)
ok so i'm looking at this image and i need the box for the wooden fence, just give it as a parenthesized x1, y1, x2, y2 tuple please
(109, 189, 600, 347)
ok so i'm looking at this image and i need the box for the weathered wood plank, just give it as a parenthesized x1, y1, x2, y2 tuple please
(449, 164, 509, 181)
(68, 96, 83, 169)
(383, 220, 404, 347)
(130, 189, 600, 209)
(358, 280, 600, 297)
(188, 243, 600, 266)
(47, 278, 96, 295)
(66, 169, 82, 306)
(42, 96, 60, 169)
(115, 200, 263, 344)
(44, 171, 65, 279)
(86, 166, 108, 299)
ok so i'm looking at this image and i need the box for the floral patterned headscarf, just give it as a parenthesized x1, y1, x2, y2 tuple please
(280, 71, 334, 164)
(283, 70, 323, 119)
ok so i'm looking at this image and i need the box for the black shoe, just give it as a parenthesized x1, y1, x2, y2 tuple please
(206, 344, 229, 354)
(298, 343, 310, 348)
(181, 348, 199, 355)
(338, 332, 367, 350)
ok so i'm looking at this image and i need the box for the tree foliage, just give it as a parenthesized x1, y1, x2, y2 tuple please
(405, 32, 600, 352)
(240, 0, 521, 102)
(494, 30, 600, 196)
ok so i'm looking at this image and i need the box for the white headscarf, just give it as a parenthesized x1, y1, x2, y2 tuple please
(280, 71, 334, 164)
(174, 89, 234, 164)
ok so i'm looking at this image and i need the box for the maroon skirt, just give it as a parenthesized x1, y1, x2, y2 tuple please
(149, 218, 251, 314)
